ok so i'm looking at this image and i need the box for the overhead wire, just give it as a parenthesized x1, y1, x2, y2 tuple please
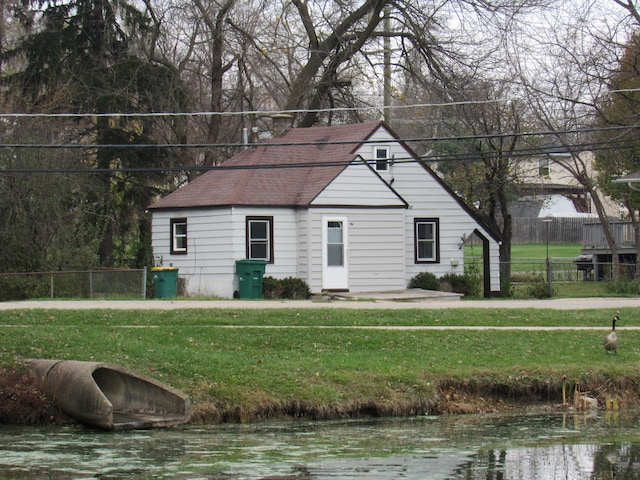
(1, 97, 640, 173)
(0, 99, 535, 118)
(0, 86, 636, 118)
(4, 135, 640, 174)
(0, 122, 639, 149)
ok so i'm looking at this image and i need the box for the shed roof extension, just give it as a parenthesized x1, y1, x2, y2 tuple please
(149, 121, 385, 210)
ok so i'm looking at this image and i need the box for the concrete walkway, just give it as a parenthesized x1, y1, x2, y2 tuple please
(0, 296, 639, 310)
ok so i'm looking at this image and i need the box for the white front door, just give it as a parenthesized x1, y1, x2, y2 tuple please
(322, 217, 349, 290)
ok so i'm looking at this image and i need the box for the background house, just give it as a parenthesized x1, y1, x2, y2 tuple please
(148, 121, 501, 298)
(509, 151, 621, 244)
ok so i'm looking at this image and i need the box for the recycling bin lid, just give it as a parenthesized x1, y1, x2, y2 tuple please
(151, 266, 177, 271)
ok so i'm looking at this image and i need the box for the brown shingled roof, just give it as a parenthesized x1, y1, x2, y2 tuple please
(149, 121, 383, 209)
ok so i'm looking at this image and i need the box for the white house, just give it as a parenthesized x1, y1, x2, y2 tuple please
(148, 121, 501, 298)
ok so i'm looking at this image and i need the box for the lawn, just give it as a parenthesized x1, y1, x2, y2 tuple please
(2, 243, 637, 423)
(465, 242, 582, 260)
(464, 242, 635, 298)
(3, 306, 639, 422)
(513, 242, 583, 259)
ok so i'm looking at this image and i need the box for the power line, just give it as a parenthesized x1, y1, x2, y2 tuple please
(4, 136, 640, 174)
(1, 115, 640, 173)
(0, 100, 510, 118)
(0, 123, 639, 150)
(0, 87, 638, 119)
(1, 138, 639, 173)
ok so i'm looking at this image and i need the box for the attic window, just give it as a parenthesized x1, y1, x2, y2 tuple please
(170, 218, 187, 254)
(414, 218, 440, 263)
(246, 216, 274, 263)
(538, 157, 550, 177)
(374, 146, 389, 171)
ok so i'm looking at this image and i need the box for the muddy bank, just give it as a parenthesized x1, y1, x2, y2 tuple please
(3, 367, 637, 426)
(188, 375, 640, 423)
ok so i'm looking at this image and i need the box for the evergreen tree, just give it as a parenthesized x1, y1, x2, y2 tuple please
(3, 0, 187, 268)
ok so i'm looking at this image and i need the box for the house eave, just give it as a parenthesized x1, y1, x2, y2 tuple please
(308, 204, 408, 209)
(150, 202, 412, 212)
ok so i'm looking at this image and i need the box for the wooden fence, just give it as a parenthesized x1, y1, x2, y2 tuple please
(511, 217, 588, 244)
(466, 217, 595, 244)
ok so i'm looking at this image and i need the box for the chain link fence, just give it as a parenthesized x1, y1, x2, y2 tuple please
(0, 268, 148, 302)
(505, 259, 637, 283)
(1, 261, 638, 302)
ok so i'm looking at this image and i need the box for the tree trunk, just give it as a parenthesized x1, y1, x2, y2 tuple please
(589, 186, 621, 278)
(95, 117, 114, 267)
(498, 215, 512, 297)
(635, 217, 640, 280)
(623, 195, 640, 279)
(284, 0, 386, 119)
(193, 0, 236, 166)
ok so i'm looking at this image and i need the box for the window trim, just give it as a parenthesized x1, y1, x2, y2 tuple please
(246, 216, 274, 263)
(374, 145, 390, 171)
(538, 157, 550, 177)
(414, 218, 440, 263)
(170, 218, 188, 254)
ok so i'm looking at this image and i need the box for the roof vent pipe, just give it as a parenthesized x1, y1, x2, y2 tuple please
(242, 127, 249, 149)
(270, 113, 294, 137)
(250, 126, 260, 144)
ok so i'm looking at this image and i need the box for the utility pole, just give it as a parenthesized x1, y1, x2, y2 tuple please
(383, 6, 392, 126)
(543, 215, 554, 296)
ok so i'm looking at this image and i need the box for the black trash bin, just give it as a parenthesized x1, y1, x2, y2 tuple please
(235, 260, 267, 299)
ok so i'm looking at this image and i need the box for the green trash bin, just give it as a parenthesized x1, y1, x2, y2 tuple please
(236, 260, 267, 299)
(152, 266, 179, 298)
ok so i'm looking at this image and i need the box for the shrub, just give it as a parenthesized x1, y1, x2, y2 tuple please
(0, 367, 66, 425)
(527, 279, 554, 299)
(408, 272, 439, 290)
(262, 276, 282, 299)
(279, 277, 311, 299)
(0, 275, 49, 302)
(510, 273, 539, 283)
(439, 273, 478, 296)
(262, 276, 310, 299)
(605, 279, 640, 295)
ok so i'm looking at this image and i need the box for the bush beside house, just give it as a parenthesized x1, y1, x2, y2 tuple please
(409, 272, 479, 297)
(262, 276, 311, 299)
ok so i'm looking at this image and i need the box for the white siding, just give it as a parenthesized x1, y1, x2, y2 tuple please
(313, 161, 406, 206)
(353, 127, 501, 292)
(151, 208, 235, 297)
(151, 207, 300, 298)
(296, 209, 312, 287)
(305, 208, 406, 293)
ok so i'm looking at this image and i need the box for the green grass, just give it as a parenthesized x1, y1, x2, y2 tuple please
(3, 307, 639, 419)
(464, 242, 636, 298)
(465, 243, 583, 260)
(0, 307, 632, 327)
(510, 243, 583, 259)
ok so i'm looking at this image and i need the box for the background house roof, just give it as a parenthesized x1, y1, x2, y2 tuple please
(149, 122, 384, 209)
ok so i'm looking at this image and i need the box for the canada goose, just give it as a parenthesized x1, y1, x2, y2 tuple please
(603, 315, 620, 354)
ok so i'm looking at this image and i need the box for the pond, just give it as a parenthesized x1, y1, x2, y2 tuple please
(1, 410, 640, 479)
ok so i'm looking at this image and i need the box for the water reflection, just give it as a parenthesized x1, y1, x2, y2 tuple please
(2, 411, 640, 479)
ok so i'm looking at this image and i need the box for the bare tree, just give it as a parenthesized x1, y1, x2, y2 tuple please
(416, 77, 528, 295)
(511, 0, 635, 278)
